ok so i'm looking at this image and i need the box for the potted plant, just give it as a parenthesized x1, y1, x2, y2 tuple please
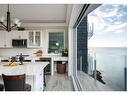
(62, 48, 68, 57)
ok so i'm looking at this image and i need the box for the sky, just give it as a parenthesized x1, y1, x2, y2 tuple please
(88, 4, 127, 47)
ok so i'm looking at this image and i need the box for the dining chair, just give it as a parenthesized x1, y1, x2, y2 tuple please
(0, 84, 4, 91)
(2, 73, 31, 91)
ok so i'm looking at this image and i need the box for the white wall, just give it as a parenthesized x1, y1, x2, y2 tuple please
(68, 27, 73, 76)
(68, 4, 83, 77)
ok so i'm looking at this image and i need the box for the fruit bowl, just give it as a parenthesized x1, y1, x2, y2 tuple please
(3, 62, 21, 67)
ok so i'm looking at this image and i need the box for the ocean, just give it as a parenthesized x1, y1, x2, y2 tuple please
(88, 47, 127, 91)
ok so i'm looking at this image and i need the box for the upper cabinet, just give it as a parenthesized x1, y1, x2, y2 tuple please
(11, 31, 28, 39)
(28, 30, 41, 47)
(0, 31, 28, 48)
(0, 31, 6, 47)
(0, 31, 11, 48)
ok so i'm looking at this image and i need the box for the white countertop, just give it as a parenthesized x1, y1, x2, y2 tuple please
(0, 62, 49, 76)
(0, 55, 68, 61)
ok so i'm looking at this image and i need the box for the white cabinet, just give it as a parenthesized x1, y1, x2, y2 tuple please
(35, 70, 44, 91)
(0, 31, 6, 47)
(11, 31, 28, 39)
(26, 70, 44, 91)
(0, 31, 28, 48)
(5, 32, 12, 47)
(0, 31, 11, 48)
(28, 30, 41, 47)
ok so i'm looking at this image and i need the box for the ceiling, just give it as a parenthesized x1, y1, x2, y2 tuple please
(0, 4, 68, 23)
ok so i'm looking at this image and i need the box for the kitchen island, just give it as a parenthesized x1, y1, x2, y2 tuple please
(0, 62, 49, 91)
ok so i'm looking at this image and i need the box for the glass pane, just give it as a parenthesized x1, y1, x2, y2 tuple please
(88, 48, 126, 91)
(77, 17, 88, 73)
(29, 32, 34, 46)
(48, 32, 64, 53)
(35, 32, 40, 46)
(88, 4, 127, 91)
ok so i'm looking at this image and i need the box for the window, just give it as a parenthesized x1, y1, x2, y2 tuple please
(48, 31, 64, 54)
(77, 16, 88, 73)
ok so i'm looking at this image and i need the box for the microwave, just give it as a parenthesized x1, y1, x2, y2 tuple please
(12, 39, 27, 48)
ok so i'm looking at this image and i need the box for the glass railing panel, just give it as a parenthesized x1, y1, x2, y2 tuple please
(96, 55, 125, 90)
(88, 48, 127, 91)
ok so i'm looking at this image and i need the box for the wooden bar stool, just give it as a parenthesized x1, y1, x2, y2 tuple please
(2, 74, 31, 91)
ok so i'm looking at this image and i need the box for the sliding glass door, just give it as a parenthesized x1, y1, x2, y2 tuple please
(77, 16, 88, 73)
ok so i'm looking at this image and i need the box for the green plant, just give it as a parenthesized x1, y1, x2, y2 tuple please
(62, 48, 68, 57)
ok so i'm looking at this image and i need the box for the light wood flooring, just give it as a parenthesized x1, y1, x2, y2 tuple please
(44, 73, 74, 91)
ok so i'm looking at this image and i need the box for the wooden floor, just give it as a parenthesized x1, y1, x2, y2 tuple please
(44, 73, 74, 91)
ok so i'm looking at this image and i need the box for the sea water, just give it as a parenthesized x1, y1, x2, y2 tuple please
(88, 47, 127, 91)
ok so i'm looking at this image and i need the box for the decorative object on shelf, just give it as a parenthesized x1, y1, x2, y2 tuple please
(5, 56, 19, 66)
(34, 49, 43, 56)
(8, 62, 19, 66)
(17, 27, 25, 31)
(0, 4, 22, 32)
(10, 56, 17, 62)
(62, 48, 68, 57)
(3, 62, 20, 67)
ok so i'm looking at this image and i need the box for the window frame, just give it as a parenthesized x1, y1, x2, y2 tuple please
(47, 29, 65, 54)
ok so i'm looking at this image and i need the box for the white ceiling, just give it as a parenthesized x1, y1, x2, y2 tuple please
(0, 4, 68, 23)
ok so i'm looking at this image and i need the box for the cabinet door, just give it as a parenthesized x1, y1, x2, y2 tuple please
(0, 31, 6, 47)
(29, 31, 34, 46)
(0, 31, 12, 48)
(35, 70, 43, 91)
(5, 32, 12, 47)
(28, 31, 41, 47)
(35, 31, 41, 46)
(11, 31, 28, 39)
(19, 31, 28, 39)
(11, 31, 20, 39)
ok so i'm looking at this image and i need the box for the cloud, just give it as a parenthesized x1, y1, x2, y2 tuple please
(88, 4, 127, 47)
(88, 4, 127, 33)
(93, 4, 123, 18)
(103, 22, 127, 32)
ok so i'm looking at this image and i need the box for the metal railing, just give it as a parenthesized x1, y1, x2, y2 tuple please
(88, 23, 94, 40)
(124, 55, 127, 91)
(88, 53, 97, 80)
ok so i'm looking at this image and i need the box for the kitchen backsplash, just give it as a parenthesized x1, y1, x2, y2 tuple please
(0, 48, 44, 58)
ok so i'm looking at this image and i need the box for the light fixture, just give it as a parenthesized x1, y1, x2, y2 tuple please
(56, 42, 59, 46)
(0, 4, 21, 32)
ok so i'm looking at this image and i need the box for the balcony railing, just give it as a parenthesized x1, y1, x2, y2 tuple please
(88, 51, 127, 91)
(88, 23, 94, 40)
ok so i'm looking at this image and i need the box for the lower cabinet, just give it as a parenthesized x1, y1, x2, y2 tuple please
(35, 70, 44, 91)
(26, 70, 44, 91)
